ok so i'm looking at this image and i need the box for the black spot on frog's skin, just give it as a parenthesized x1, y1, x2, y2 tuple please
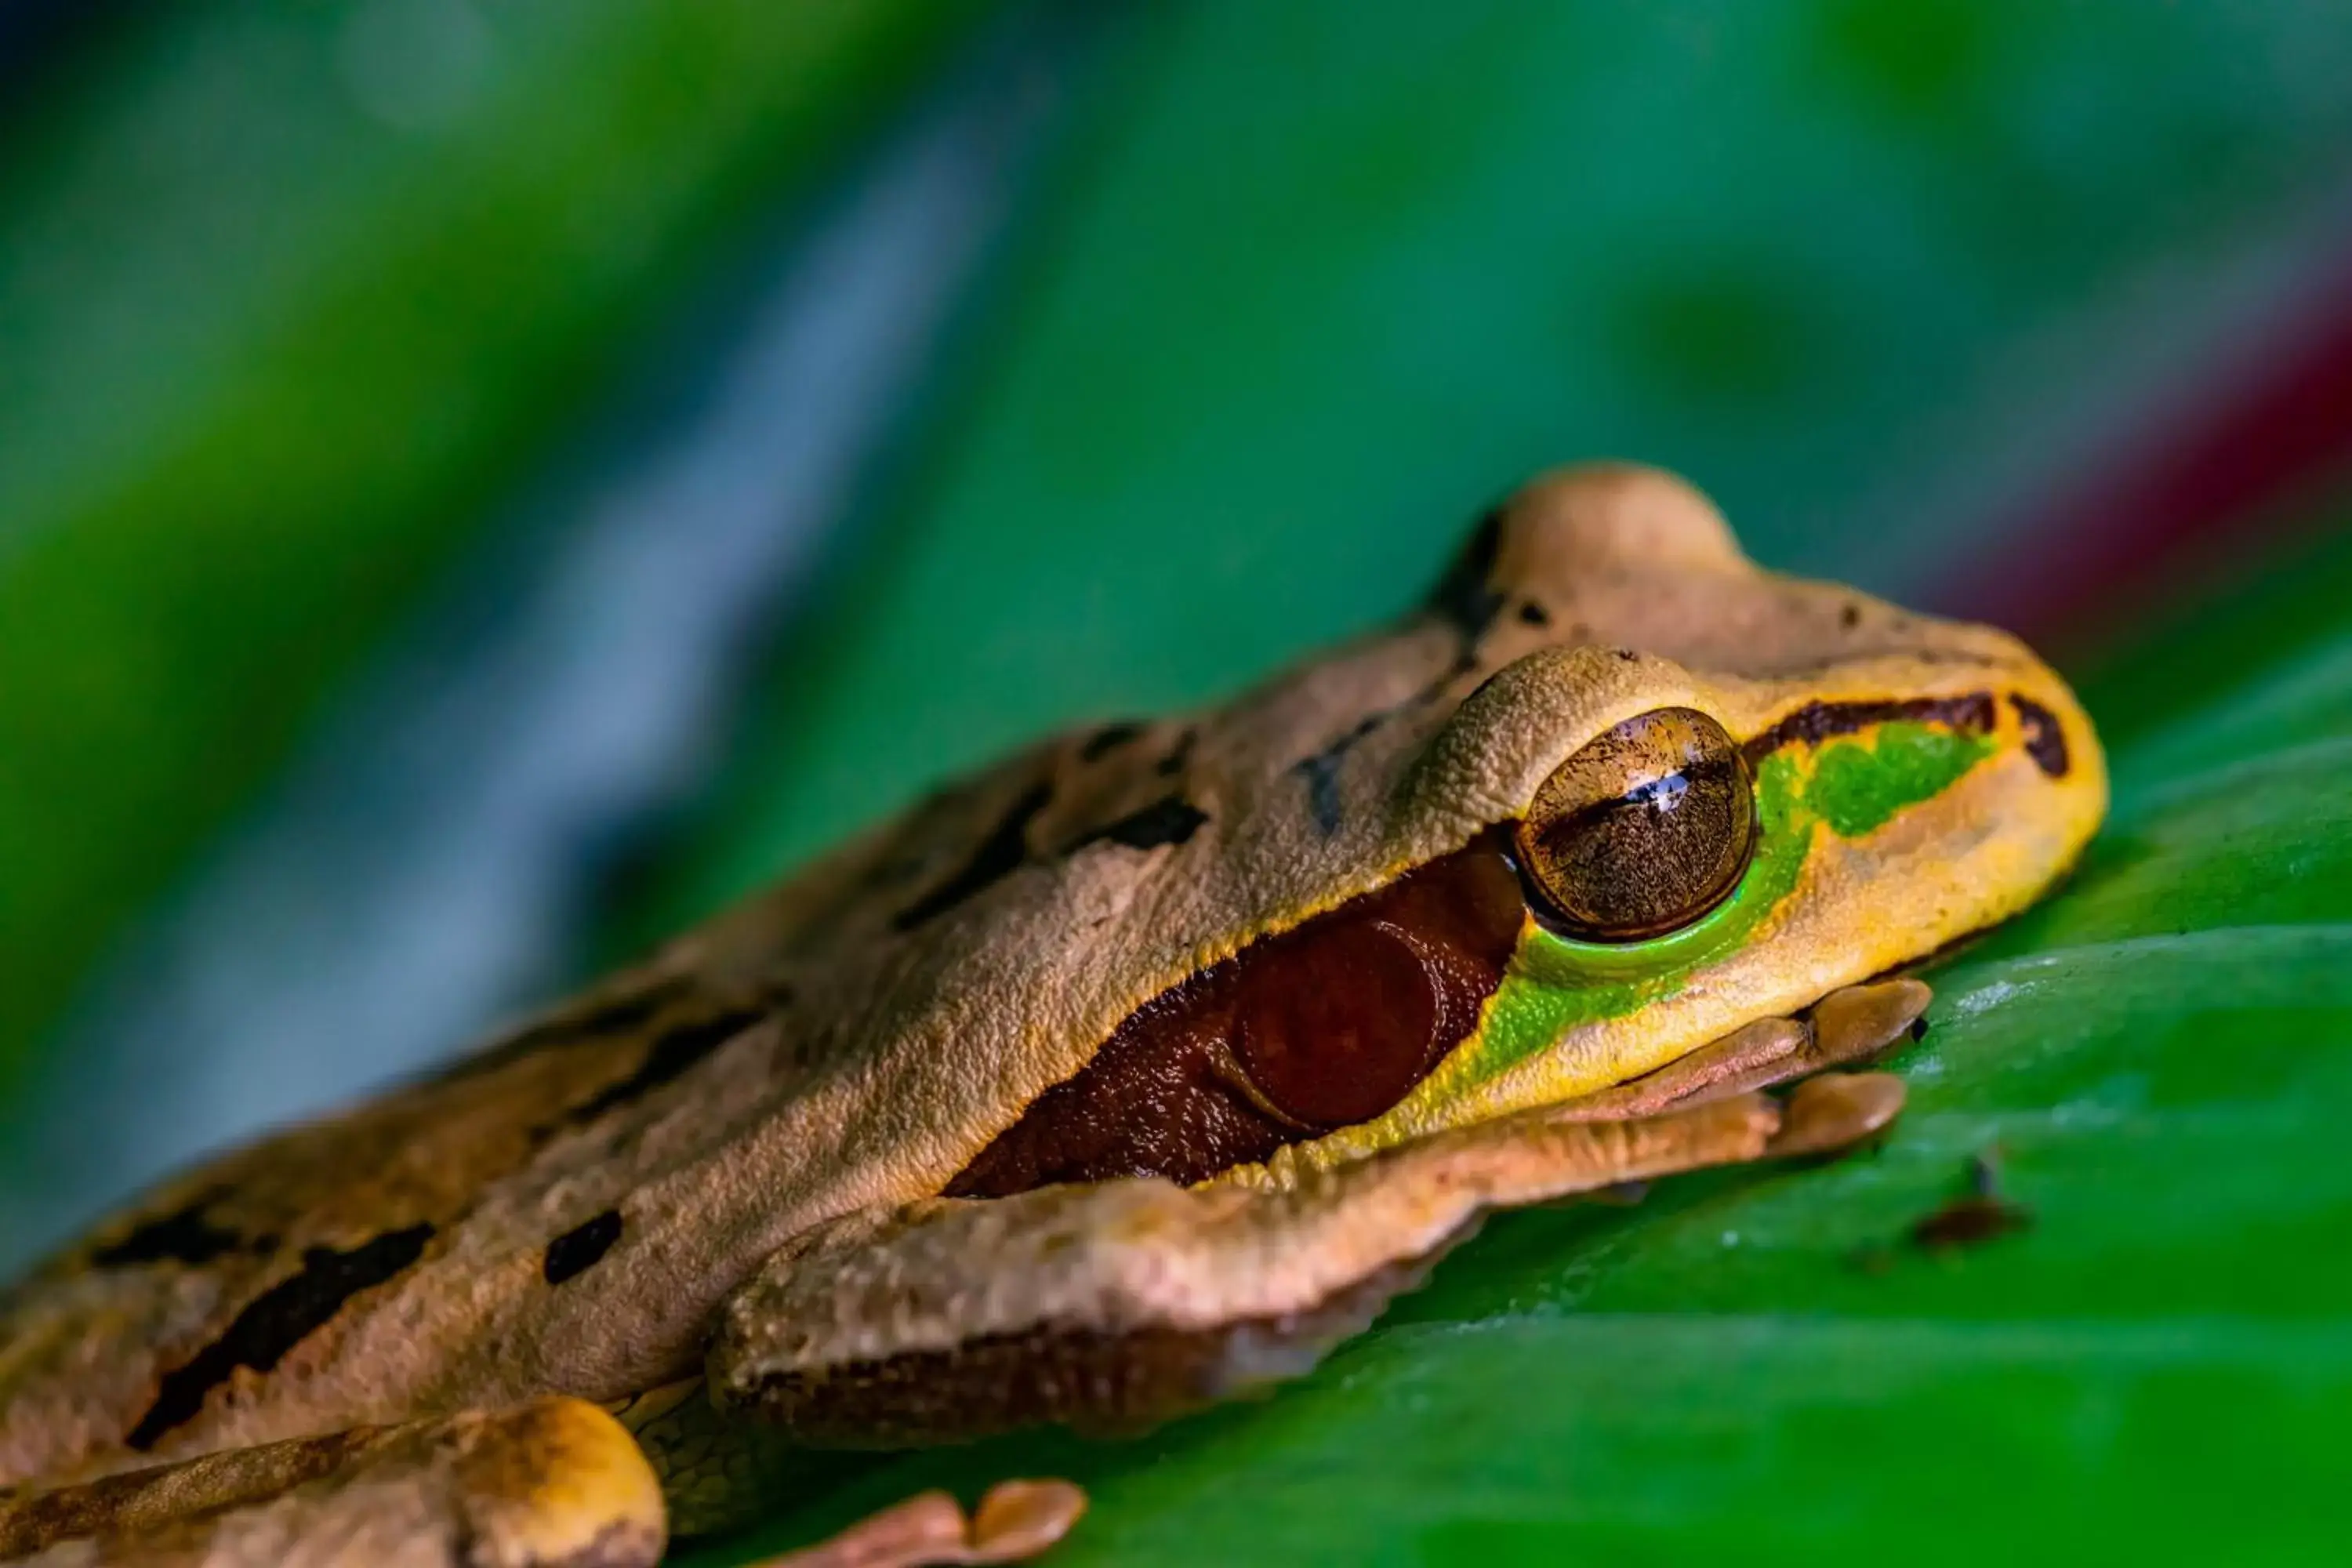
(893, 781, 1054, 931)
(428, 978, 686, 1087)
(1290, 650, 1480, 834)
(1516, 600, 1551, 627)
(1156, 728, 1198, 778)
(125, 1225, 434, 1450)
(1427, 505, 1508, 643)
(1083, 795, 1209, 851)
(1079, 721, 1147, 761)
(90, 1200, 258, 1269)
(2009, 694, 2071, 778)
(1840, 601, 1863, 630)
(1295, 716, 1381, 835)
(566, 1006, 766, 1126)
(543, 1210, 623, 1285)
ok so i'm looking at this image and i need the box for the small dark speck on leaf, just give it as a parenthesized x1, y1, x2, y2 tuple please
(1911, 1149, 2029, 1250)
(1855, 1149, 2031, 1272)
(1909, 1193, 2032, 1250)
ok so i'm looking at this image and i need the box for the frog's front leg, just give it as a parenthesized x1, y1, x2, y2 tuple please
(0, 1396, 664, 1566)
(708, 1080, 1898, 1452)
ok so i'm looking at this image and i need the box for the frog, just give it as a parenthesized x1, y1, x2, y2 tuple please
(0, 464, 2106, 1566)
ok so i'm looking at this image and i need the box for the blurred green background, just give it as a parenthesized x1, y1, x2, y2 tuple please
(5, 2, 2351, 1562)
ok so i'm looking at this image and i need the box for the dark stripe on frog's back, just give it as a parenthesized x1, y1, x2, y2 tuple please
(1076, 794, 1209, 851)
(86, 1192, 263, 1269)
(893, 781, 1055, 931)
(58, 993, 774, 1454)
(77, 985, 772, 1275)
(1426, 503, 1509, 643)
(419, 971, 691, 1090)
(1290, 647, 1482, 835)
(557, 1004, 770, 1127)
(891, 739, 1220, 929)
(1078, 720, 1149, 761)
(123, 1225, 434, 1450)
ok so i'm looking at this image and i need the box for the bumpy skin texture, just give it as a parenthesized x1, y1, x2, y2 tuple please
(0, 466, 2105, 1560)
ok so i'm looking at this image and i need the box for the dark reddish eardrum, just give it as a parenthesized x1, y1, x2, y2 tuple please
(947, 830, 1527, 1196)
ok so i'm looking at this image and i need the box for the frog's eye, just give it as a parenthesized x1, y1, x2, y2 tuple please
(1514, 707, 1755, 942)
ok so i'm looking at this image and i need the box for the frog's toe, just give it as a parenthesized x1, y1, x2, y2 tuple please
(1808, 978, 1933, 1066)
(752, 1479, 1085, 1568)
(709, 1091, 1803, 1450)
(1764, 1070, 1907, 1158)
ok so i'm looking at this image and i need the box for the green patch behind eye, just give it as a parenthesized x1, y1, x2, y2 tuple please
(1806, 720, 1994, 839)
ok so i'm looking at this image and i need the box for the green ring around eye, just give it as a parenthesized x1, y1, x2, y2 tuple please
(1507, 834, 1778, 985)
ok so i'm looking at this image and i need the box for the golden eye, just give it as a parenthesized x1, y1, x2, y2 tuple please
(1515, 707, 1756, 942)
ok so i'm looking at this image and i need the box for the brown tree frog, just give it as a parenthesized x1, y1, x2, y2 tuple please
(0, 466, 2106, 1566)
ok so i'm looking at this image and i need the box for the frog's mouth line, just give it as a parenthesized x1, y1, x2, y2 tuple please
(1533, 976, 1931, 1127)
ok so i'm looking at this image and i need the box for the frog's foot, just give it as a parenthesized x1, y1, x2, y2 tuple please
(708, 1078, 1899, 1450)
(1555, 978, 1931, 1122)
(753, 1479, 1085, 1568)
(0, 1396, 664, 1566)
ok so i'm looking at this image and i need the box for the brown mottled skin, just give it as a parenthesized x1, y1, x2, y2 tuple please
(0, 466, 2105, 1565)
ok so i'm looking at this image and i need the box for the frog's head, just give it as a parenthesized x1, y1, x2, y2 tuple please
(942, 463, 2104, 1196)
(1298, 463, 2107, 1161)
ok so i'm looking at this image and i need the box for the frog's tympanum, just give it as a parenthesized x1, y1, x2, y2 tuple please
(0, 468, 2105, 1566)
